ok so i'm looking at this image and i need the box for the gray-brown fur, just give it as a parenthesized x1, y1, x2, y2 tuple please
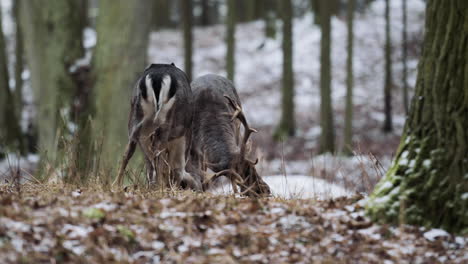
(189, 74, 271, 196)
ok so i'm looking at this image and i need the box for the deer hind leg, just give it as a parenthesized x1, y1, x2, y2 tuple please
(144, 155, 156, 185)
(167, 136, 202, 191)
(113, 140, 137, 187)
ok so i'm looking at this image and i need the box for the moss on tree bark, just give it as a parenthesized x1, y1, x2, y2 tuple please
(367, 0, 468, 234)
(19, 0, 84, 161)
(93, 1, 153, 170)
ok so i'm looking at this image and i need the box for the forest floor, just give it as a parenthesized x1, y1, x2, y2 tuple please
(0, 183, 466, 264)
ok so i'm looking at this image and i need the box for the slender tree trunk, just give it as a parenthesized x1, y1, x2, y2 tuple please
(13, 0, 24, 119)
(226, 0, 236, 82)
(273, 0, 295, 140)
(402, 0, 409, 114)
(264, 0, 277, 39)
(93, 0, 154, 169)
(181, 0, 193, 81)
(318, 0, 335, 153)
(19, 0, 84, 161)
(383, 0, 393, 132)
(343, 0, 355, 154)
(0, 7, 23, 155)
(367, 0, 468, 234)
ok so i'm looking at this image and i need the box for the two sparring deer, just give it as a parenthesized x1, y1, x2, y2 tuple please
(113, 64, 270, 197)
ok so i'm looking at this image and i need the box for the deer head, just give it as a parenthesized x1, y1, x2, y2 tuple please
(188, 74, 271, 197)
(113, 63, 202, 191)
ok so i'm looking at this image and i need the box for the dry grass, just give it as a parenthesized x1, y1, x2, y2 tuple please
(0, 183, 466, 264)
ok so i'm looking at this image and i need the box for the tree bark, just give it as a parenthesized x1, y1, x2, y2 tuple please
(273, 0, 295, 140)
(264, 0, 277, 39)
(93, 0, 154, 169)
(402, 0, 409, 114)
(367, 0, 468, 234)
(181, 0, 193, 81)
(226, 0, 236, 82)
(19, 0, 84, 160)
(318, 0, 335, 153)
(0, 6, 23, 155)
(383, 0, 393, 132)
(343, 0, 355, 154)
(13, 0, 24, 119)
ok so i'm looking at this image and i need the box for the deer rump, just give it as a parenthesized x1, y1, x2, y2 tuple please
(188, 74, 271, 197)
(114, 63, 202, 191)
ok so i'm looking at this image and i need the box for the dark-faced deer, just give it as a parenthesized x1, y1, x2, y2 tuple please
(188, 74, 271, 197)
(113, 63, 202, 191)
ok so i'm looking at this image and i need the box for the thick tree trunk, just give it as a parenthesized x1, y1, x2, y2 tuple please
(273, 0, 295, 140)
(93, 0, 153, 169)
(343, 0, 355, 154)
(153, 0, 171, 30)
(226, 0, 236, 82)
(383, 0, 393, 132)
(401, 0, 409, 114)
(318, 0, 335, 153)
(182, 0, 193, 81)
(0, 7, 23, 155)
(367, 0, 468, 234)
(19, 0, 83, 160)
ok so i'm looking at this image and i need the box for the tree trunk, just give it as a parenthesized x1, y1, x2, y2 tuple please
(367, 0, 468, 234)
(318, 0, 335, 153)
(226, 0, 236, 82)
(93, 0, 154, 169)
(264, 0, 277, 39)
(19, 0, 84, 161)
(343, 0, 355, 154)
(181, 0, 193, 81)
(153, 0, 171, 30)
(401, 0, 409, 114)
(0, 7, 23, 155)
(273, 0, 295, 140)
(13, 0, 24, 119)
(383, 0, 393, 132)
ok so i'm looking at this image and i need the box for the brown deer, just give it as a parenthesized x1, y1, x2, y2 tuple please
(188, 74, 271, 197)
(113, 63, 202, 191)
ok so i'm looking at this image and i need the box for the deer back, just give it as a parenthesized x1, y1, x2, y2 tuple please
(190, 74, 241, 172)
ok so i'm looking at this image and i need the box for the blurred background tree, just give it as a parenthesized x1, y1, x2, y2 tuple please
(92, 0, 154, 171)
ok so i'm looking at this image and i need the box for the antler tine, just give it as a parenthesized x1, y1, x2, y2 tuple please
(223, 95, 257, 158)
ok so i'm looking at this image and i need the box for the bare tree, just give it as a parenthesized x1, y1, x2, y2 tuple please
(274, 0, 295, 139)
(0, 6, 23, 155)
(19, 0, 84, 160)
(93, 0, 154, 169)
(383, 0, 393, 132)
(318, 0, 335, 153)
(401, 0, 409, 114)
(181, 0, 194, 81)
(226, 0, 236, 82)
(343, 0, 355, 154)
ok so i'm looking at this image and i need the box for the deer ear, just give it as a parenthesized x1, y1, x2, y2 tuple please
(144, 63, 156, 71)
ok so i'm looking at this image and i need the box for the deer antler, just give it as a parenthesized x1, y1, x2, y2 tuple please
(223, 95, 257, 159)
